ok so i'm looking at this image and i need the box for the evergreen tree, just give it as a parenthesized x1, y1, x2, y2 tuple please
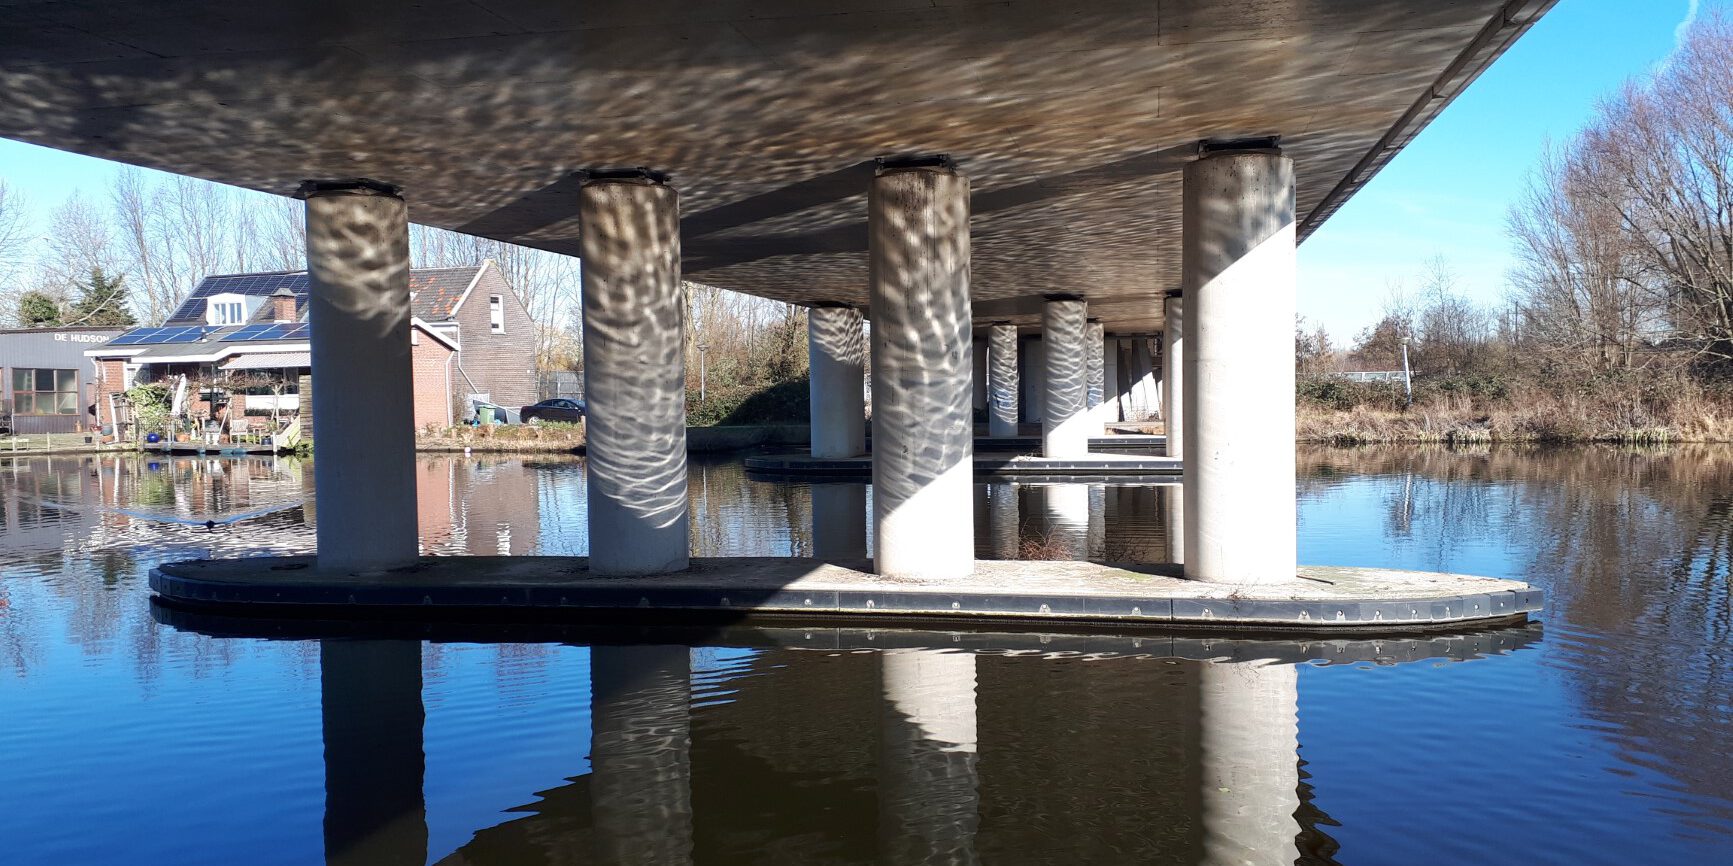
(18, 291, 61, 327)
(68, 267, 136, 327)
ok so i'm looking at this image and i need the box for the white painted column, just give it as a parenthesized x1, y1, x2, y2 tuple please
(811, 482, 869, 560)
(986, 324, 1019, 438)
(580, 170, 689, 576)
(300, 180, 417, 573)
(869, 159, 974, 581)
(1162, 290, 1184, 460)
(1040, 297, 1090, 458)
(880, 649, 979, 865)
(1085, 320, 1106, 431)
(1182, 150, 1297, 584)
(590, 645, 694, 865)
(808, 304, 866, 458)
(1198, 661, 1301, 866)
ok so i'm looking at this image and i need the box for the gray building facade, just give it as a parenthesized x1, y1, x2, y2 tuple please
(0, 327, 124, 434)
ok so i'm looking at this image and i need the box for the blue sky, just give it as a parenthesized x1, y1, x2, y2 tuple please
(0, 0, 1713, 342)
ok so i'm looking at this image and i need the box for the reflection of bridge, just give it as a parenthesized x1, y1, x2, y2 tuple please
(10, 1, 1554, 621)
(292, 625, 1536, 866)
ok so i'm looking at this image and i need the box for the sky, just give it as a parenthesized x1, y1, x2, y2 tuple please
(0, 0, 1717, 343)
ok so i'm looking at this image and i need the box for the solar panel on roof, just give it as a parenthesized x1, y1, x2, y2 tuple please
(108, 326, 214, 345)
(221, 322, 311, 342)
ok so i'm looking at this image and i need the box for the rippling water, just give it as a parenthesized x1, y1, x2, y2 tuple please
(0, 447, 1730, 864)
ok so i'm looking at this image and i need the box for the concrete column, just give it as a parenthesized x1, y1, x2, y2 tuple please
(1085, 321, 1106, 431)
(590, 645, 694, 865)
(1162, 482, 1185, 566)
(1040, 298, 1090, 458)
(580, 170, 689, 576)
(1182, 151, 1297, 584)
(809, 305, 866, 458)
(1198, 661, 1301, 866)
(1161, 290, 1184, 460)
(299, 180, 417, 573)
(869, 159, 974, 581)
(321, 640, 425, 866)
(880, 649, 979, 865)
(811, 482, 869, 560)
(986, 324, 1019, 438)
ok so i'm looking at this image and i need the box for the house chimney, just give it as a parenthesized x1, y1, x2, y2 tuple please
(269, 286, 297, 323)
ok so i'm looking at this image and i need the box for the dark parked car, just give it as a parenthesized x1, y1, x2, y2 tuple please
(521, 398, 585, 424)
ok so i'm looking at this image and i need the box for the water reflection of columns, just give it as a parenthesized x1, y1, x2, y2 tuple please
(1198, 662, 1300, 866)
(321, 640, 426, 866)
(1087, 483, 1106, 560)
(590, 646, 694, 866)
(1041, 484, 1090, 560)
(1162, 483, 1185, 565)
(812, 482, 869, 560)
(881, 649, 979, 865)
(987, 482, 1020, 560)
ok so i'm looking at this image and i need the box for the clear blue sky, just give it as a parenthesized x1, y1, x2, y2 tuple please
(0, 0, 1713, 342)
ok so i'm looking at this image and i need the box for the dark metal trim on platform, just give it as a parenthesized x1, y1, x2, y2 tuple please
(744, 452, 1180, 478)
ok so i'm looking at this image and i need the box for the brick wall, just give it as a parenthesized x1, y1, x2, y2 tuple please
(411, 325, 455, 429)
(450, 265, 538, 415)
(94, 358, 126, 431)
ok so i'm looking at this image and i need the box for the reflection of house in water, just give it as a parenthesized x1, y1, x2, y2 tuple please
(417, 457, 542, 556)
(317, 641, 1326, 866)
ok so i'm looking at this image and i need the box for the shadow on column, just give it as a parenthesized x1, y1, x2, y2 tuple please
(321, 639, 426, 866)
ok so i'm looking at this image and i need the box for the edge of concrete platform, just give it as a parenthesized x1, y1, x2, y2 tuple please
(743, 453, 1182, 477)
(149, 556, 1541, 635)
(149, 599, 1543, 663)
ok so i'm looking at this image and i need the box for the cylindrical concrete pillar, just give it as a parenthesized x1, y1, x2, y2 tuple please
(580, 170, 689, 576)
(1198, 661, 1300, 866)
(590, 645, 694, 865)
(986, 324, 1020, 438)
(1182, 151, 1297, 584)
(300, 180, 417, 573)
(869, 160, 974, 581)
(1041, 298, 1090, 458)
(809, 305, 866, 458)
(1161, 290, 1184, 460)
(1162, 482, 1185, 566)
(1085, 320, 1105, 431)
(811, 482, 869, 560)
(880, 649, 979, 865)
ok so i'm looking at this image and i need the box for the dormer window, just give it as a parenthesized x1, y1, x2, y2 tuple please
(205, 293, 252, 326)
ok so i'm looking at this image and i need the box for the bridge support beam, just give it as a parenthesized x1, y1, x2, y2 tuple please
(580, 170, 690, 575)
(1041, 297, 1090, 458)
(809, 305, 866, 458)
(301, 180, 418, 573)
(987, 324, 1020, 438)
(1182, 150, 1297, 584)
(869, 160, 974, 581)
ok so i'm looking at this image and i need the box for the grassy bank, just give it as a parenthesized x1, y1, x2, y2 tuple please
(417, 421, 586, 453)
(1296, 376, 1733, 444)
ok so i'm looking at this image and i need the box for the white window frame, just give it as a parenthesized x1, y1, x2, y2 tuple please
(489, 294, 505, 334)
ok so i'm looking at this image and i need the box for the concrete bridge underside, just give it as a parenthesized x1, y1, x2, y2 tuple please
(0, 0, 1553, 334)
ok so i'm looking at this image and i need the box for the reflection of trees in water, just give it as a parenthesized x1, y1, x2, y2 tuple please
(1299, 444, 1733, 814)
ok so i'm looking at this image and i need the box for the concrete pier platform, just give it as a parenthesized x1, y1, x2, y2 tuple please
(745, 451, 1180, 479)
(151, 556, 1540, 634)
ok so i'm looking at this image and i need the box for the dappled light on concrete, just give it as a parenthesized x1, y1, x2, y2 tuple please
(0, 1, 1547, 335)
(1040, 298, 1090, 458)
(869, 163, 974, 581)
(580, 175, 689, 576)
(808, 305, 867, 459)
(1183, 152, 1297, 585)
(986, 325, 1019, 438)
(303, 182, 418, 573)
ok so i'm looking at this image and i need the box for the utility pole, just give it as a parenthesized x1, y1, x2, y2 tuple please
(697, 343, 708, 402)
(1400, 337, 1413, 408)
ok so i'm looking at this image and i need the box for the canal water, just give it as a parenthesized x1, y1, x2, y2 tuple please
(0, 448, 1729, 864)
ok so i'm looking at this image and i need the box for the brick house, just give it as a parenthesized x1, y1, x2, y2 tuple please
(88, 260, 536, 440)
